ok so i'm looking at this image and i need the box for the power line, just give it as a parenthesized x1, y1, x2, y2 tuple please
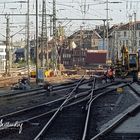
(56, 18, 112, 21)
(0, 1, 27, 4)
(0, 13, 52, 16)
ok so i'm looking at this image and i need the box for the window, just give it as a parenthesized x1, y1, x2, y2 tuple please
(0, 48, 4, 52)
(123, 40, 125, 45)
(137, 23, 140, 30)
(139, 40, 140, 46)
(139, 32, 140, 37)
(117, 31, 120, 37)
(124, 31, 127, 37)
(63, 54, 66, 58)
(0, 55, 5, 60)
(126, 40, 128, 46)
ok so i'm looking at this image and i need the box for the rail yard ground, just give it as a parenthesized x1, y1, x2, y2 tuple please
(0, 74, 140, 140)
(0, 74, 82, 89)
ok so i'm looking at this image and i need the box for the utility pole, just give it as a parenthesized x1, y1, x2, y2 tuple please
(27, 0, 30, 80)
(103, 19, 106, 50)
(53, 0, 56, 38)
(104, 1, 122, 61)
(80, 26, 83, 48)
(106, 0, 109, 61)
(50, 15, 53, 36)
(41, 0, 48, 69)
(52, 0, 57, 74)
(36, 0, 39, 83)
(5, 15, 10, 76)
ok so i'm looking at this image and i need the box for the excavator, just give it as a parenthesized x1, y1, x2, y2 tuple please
(114, 45, 139, 81)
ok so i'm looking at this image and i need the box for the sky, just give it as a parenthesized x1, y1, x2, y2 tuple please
(0, 0, 140, 41)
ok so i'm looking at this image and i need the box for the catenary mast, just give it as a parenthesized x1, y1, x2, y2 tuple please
(41, 0, 48, 68)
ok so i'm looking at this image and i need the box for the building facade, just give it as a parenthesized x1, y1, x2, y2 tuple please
(0, 44, 6, 71)
(109, 22, 140, 61)
(68, 29, 104, 50)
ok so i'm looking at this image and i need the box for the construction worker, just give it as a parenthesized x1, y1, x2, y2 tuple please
(107, 67, 114, 81)
(103, 67, 114, 83)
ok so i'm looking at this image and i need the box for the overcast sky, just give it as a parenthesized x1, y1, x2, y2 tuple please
(0, 0, 140, 41)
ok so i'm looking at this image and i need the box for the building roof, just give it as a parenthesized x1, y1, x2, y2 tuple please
(117, 21, 140, 30)
(68, 29, 102, 40)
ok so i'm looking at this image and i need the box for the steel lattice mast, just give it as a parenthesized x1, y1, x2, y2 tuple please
(41, 0, 48, 68)
(5, 15, 10, 76)
(52, 0, 58, 73)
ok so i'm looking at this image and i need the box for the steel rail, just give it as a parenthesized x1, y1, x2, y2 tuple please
(128, 83, 140, 97)
(0, 77, 86, 99)
(34, 76, 85, 140)
(0, 96, 66, 119)
(52, 77, 94, 91)
(0, 80, 77, 98)
(21, 82, 123, 123)
(0, 82, 125, 140)
(1, 89, 91, 121)
(82, 82, 130, 140)
(34, 82, 127, 140)
(0, 88, 45, 98)
(90, 103, 140, 140)
(0, 81, 122, 121)
(20, 90, 91, 124)
(82, 77, 96, 140)
(0, 76, 117, 100)
(0, 77, 94, 120)
(21, 83, 125, 124)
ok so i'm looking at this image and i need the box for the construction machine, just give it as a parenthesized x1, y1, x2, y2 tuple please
(115, 45, 139, 81)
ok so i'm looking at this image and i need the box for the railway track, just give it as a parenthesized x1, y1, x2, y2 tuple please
(33, 82, 139, 140)
(0, 76, 92, 100)
(0, 76, 85, 139)
(0, 76, 106, 116)
(0, 77, 120, 139)
(0, 76, 139, 140)
(90, 83, 140, 140)
(0, 80, 120, 123)
(0, 76, 97, 117)
(33, 81, 127, 140)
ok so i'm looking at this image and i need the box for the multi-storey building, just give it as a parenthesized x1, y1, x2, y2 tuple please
(68, 29, 104, 50)
(109, 21, 140, 61)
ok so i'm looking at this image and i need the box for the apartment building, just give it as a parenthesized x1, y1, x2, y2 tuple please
(109, 21, 140, 61)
